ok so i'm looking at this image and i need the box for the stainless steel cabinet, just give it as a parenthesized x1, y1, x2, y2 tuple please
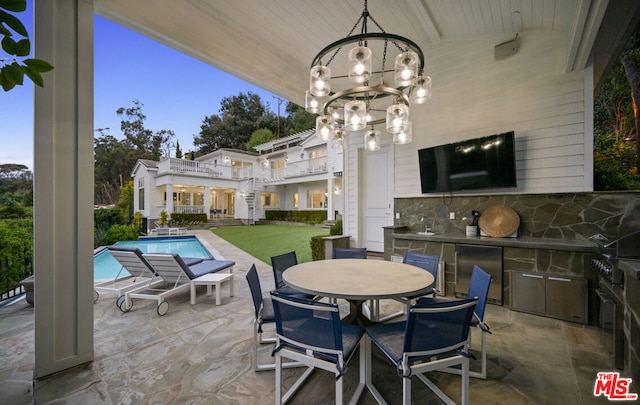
(511, 271, 545, 315)
(546, 275, 587, 323)
(510, 270, 587, 324)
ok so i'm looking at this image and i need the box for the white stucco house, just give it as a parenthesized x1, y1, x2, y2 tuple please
(132, 129, 345, 226)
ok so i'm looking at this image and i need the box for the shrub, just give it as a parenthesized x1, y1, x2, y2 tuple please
(0, 219, 33, 292)
(265, 210, 327, 224)
(158, 210, 168, 226)
(103, 224, 139, 245)
(330, 220, 343, 235)
(170, 213, 207, 226)
(310, 234, 329, 261)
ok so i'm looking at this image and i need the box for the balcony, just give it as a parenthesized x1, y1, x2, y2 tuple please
(262, 156, 327, 183)
(157, 158, 253, 179)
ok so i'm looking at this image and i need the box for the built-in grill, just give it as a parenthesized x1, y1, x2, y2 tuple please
(591, 230, 640, 370)
(590, 230, 640, 287)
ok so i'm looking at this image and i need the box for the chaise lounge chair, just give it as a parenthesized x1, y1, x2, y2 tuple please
(94, 246, 164, 305)
(119, 252, 235, 315)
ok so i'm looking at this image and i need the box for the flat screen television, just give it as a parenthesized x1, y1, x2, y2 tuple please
(418, 131, 517, 193)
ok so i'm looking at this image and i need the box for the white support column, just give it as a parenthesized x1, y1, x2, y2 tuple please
(166, 184, 174, 216)
(326, 178, 333, 220)
(204, 186, 211, 218)
(33, 0, 94, 379)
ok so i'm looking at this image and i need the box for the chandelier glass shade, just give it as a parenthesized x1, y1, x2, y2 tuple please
(309, 0, 430, 148)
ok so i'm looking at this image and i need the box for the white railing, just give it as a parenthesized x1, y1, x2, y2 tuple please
(262, 157, 327, 182)
(172, 205, 206, 214)
(156, 158, 254, 179)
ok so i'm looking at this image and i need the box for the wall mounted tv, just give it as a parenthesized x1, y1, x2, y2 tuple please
(418, 131, 517, 193)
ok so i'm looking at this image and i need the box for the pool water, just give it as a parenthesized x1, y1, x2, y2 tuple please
(94, 236, 212, 280)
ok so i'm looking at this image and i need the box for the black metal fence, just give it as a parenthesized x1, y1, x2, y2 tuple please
(0, 242, 33, 304)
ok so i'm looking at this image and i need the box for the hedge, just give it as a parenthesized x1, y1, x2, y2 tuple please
(265, 210, 327, 224)
(310, 234, 329, 261)
(170, 213, 207, 226)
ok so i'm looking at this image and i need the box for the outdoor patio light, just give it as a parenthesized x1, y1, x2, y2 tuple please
(364, 128, 381, 151)
(307, 0, 430, 147)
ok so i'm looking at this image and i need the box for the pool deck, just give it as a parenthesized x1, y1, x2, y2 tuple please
(0, 229, 633, 404)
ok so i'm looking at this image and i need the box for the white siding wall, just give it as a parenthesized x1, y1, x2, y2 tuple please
(344, 35, 594, 246)
(394, 35, 593, 197)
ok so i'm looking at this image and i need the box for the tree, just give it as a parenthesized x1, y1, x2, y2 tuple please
(193, 92, 278, 154)
(175, 139, 183, 158)
(593, 22, 640, 190)
(117, 180, 134, 224)
(117, 99, 174, 160)
(94, 132, 131, 204)
(0, 0, 54, 91)
(0, 163, 32, 206)
(286, 102, 316, 135)
(246, 128, 276, 152)
(620, 39, 640, 171)
(94, 101, 176, 204)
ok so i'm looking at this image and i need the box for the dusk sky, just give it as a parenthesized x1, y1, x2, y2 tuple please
(1, 4, 283, 170)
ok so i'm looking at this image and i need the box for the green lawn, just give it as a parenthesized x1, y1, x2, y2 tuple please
(211, 224, 328, 264)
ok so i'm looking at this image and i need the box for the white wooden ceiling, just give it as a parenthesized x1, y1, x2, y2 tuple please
(95, 0, 638, 105)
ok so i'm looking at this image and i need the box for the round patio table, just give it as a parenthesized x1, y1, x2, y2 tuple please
(283, 258, 434, 326)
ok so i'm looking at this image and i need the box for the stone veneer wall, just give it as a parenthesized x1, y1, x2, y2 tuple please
(390, 191, 640, 381)
(394, 192, 640, 239)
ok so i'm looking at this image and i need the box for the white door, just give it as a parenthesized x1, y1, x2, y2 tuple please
(362, 146, 392, 252)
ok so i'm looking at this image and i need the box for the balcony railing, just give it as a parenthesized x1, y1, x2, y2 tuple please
(262, 157, 327, 182)
(173, 205, 206, 214)
(157, 158, 253, 179)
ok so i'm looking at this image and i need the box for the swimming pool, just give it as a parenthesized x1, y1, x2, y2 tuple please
(94, 236, 213, 280)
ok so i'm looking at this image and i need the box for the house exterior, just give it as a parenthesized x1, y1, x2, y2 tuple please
(132, 129, 344, 226)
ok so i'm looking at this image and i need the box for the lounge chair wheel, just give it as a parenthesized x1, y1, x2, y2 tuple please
(94, 290, 99, 303)
(116, 295, 125, 309)
(157, 301, 169, 316)
(118, 298, 133, 313)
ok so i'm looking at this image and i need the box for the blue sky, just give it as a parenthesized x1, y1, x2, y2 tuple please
(1, 5, 282, 170)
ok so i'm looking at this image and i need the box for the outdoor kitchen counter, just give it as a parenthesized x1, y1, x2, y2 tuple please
(619, 259, 640, 280)
(392, 232, 599, 253)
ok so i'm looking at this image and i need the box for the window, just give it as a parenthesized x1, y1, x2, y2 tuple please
(306, 189, 327, 208)
(293, 192, 298, 208)
(261, 192, 279, 207)
(138, 188, 144, 210)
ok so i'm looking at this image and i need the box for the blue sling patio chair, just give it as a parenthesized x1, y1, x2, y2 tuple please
(365, 298, 478, 405)
(270, 251, 315, 299)
(331, 247, 368, 304)
(245, 264, 303, 372)
(270, 291, 367, 405)
(375, 251, 440, 322)
(332, 247, 368, 259)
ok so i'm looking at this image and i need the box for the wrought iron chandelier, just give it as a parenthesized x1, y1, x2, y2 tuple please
(306, 0, 431, 151)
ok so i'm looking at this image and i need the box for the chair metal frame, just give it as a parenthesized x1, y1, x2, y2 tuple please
(440, 265, 492, 379)
(271, 291, 366, 405)
(366, 298, 477, 405)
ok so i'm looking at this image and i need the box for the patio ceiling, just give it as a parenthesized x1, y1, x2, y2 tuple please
(95, 0, 640, 104)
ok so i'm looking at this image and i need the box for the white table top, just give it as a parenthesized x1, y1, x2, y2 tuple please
(192, 273, 233, 283)
(283, 259, 434, 300)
